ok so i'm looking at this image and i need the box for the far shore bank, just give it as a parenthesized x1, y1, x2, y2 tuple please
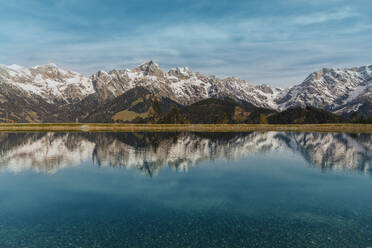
(0, 123, 371, 133)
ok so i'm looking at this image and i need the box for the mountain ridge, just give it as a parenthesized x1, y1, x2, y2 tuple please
(0, 61, 371, 122)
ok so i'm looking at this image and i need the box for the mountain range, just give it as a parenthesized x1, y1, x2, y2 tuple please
(0, 61, 370, 123)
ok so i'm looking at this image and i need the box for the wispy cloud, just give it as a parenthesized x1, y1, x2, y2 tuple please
(292, 7, 356, 25)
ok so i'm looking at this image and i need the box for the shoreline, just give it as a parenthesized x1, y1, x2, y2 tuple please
(0, 123, 371, 133)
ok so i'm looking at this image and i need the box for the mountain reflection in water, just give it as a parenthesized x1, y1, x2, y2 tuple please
(0, 132, 371, 176)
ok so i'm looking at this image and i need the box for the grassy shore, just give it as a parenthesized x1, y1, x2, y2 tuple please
(0, 123, 371, 133)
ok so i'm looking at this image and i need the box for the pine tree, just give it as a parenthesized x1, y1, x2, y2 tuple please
(151, 99, 161, 123)
(168, 105, 180, 124)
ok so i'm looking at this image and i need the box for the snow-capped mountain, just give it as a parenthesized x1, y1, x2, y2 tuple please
(0, 63, 94, 104)
(0, 61, 371, 120)
(91, 60, 282, 109)
(276, 65, 372, 115)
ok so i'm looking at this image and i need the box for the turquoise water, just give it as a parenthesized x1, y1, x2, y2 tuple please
(0, 132, 371, 247)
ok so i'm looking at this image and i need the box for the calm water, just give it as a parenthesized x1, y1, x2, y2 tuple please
(0, 132, 371, 248)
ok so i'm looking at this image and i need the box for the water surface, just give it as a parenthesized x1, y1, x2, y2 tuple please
(0, 132, 371, 247)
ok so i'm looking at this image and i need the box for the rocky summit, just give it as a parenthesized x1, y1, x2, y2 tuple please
(0, 61, 371, 123)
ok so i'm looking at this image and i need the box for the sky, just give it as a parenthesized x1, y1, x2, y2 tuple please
(0, 0, 371, 87)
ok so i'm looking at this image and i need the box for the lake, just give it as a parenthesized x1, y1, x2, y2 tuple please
(0, 132, 371, 248)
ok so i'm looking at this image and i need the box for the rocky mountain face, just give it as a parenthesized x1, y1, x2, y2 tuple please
(0, 132, 370, 176)
(90, 60, 282, 109)
(276, 65, 372, 116)
(0, 63, 94, 122)
(0, 61, 371, 122)
(0, 63, 94, 104)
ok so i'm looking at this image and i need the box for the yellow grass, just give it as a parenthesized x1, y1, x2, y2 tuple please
(0, 123, 371, 133)
(112, 109, 151, 122)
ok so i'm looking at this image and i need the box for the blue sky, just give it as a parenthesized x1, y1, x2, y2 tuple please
(0, 0, 371, 87)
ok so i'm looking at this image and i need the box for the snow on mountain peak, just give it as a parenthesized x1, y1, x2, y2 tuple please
(133, 60, 164, 77)
(6, 64, 24, 70)
(47, 62, 58, 67)
(0, 63, 94, 104)
(1, 61, 370, 115)
(168, 66, 194, 78)
(85, 61, 372, 111)
(84, 61, 282, 107)
(276, 64, 372, 113)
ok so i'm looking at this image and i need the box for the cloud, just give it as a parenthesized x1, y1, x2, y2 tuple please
(292, 7, 356, 25)
(0, 1, 371, 87)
